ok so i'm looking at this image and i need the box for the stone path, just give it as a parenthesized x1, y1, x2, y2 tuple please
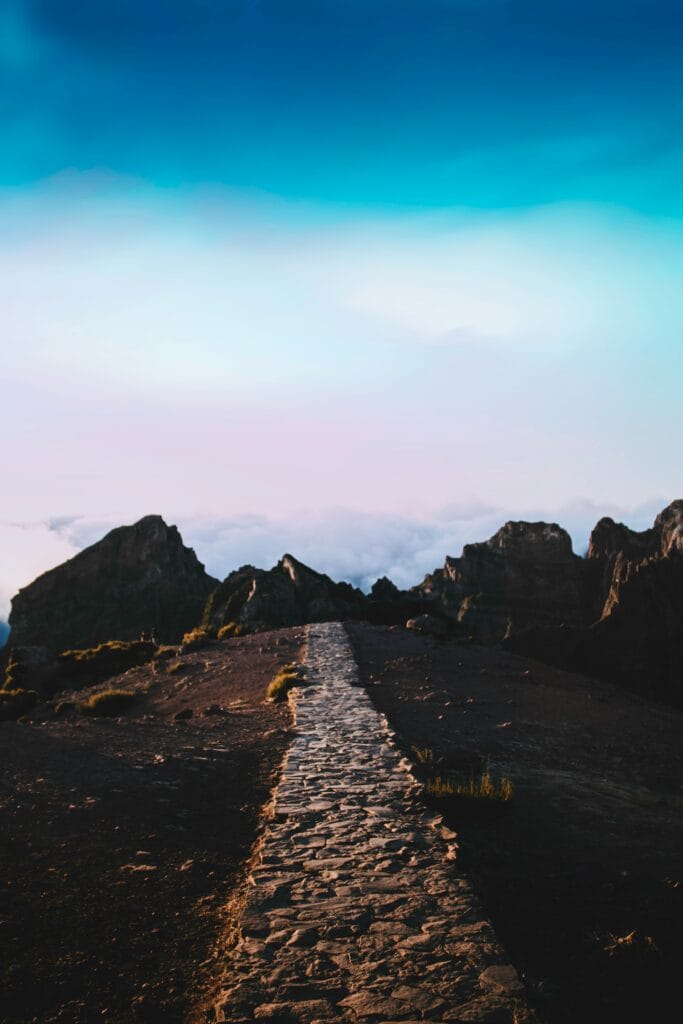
(214, 623, 533, 1024)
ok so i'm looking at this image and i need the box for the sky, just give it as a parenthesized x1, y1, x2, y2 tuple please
(1, 0, 682, 619)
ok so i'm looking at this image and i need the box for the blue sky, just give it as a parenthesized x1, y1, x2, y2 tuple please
(4, 1, 683, 210)
(1, 0, 681, 610)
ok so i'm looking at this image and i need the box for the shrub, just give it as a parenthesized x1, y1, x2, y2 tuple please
(79, 689, 137, 717)
(153, 645, 177, 661)
(0, 688, 39, 721)
(266, 664, 305, 703)
(180, 627, 213, 652)
(58, 640, 156, 688)
(217, 622, 247, 640)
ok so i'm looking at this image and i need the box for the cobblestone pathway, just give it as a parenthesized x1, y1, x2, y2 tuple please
(215, 622, 533, 1024)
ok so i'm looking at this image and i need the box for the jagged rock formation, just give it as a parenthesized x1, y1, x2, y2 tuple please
(414, 520, 587, 642)
(584, 502, 682, 619)
(8, 515, 218, 654)
(505, 501, 683, 706)
(4, 501, 681, 705)
(203, 554, 369, 631)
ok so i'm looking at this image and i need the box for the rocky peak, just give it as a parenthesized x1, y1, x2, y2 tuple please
(416, 520, 585, 642)
(370, 576, 402, 601)
(479, 520, 575, 557)
(585, 501, 682, 618)
(203, 554, 368, 632)
(654, 499, 683, 557)
(587, 516, 657, 563)
(505, 499, 683, 706)
(8, 516, 218, 653)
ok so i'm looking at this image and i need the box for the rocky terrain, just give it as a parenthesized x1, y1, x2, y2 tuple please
(0, 628, 304, 1024)
(1, 621, 680, 1024)
(505, 500, 683, 705)
(347, 622, 683, 1024)
(1, 502, 681, 1021)
(4, 501, 681, 707)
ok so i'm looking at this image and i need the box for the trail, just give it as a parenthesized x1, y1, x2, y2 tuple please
(215, 622, 532, 1023)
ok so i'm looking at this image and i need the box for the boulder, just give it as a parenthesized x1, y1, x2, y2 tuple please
(405, 613, 449, 637)
(8, 515, 218, 654)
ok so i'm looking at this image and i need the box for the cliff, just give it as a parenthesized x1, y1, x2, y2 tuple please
(414, 520, 587, 642)
(505, 500, 683, 706)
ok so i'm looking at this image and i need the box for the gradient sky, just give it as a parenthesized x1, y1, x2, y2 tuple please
(1, 0, 682, 610)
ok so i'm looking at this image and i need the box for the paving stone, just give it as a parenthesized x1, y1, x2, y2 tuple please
(337, 992, 413, 1019)
(478, 965, 525, 995)
(214, 623, 534, 1024)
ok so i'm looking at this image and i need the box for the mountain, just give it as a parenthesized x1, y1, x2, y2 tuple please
(504, 500, 683, 706)
(9, 515, 219, 654)
(413, 520, 587, 641)
(4, 501, 681, 706)
(203, 553, 370, 631)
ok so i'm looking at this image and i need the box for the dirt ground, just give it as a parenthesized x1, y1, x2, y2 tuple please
(0, 628, 305, 1024)
(3, 621, 682, 1024)
(346, 623, 683, 1024)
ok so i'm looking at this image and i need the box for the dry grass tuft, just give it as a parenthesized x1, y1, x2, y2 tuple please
(181, 627, 213, 652)
(425, 769, 514, 803)
(217, 622, 247, 640)
(79, 689, 137, 717)
(414, 747, 514, 815)
(266, 664, 305, 703)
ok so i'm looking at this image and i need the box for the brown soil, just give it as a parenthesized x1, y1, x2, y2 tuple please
(0, 628, 305, 1024)
(346, 623, 683, 1024)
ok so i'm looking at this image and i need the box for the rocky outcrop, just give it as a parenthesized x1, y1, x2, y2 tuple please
(585, 500, 683, 617)
(506, 501, 683, 706)
(8, 515, 218, 654)
(415, 520, 586, 642)
(203, 554, 369, 631)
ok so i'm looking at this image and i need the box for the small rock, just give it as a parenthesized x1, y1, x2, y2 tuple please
(405, 614, 449, 637)
(286, 927, 318, 948)
(479, 964, 524, 994)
